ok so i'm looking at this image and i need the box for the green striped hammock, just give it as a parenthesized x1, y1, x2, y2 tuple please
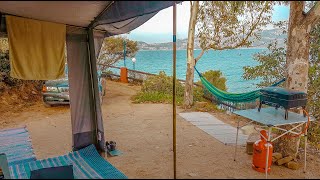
(194, 66, 286, 105)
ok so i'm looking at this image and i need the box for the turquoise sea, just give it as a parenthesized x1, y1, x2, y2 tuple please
(116, 49, 266, 93)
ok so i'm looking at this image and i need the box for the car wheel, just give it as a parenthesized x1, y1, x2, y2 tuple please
(42, 97, 52, 107)
(43, 102, 52, 108)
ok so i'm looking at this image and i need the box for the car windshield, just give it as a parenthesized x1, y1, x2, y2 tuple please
(63, 64, 101, 80)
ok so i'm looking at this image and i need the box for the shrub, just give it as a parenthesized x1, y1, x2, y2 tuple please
(132, 71, 184, 105)
(133, 70, 227, 110)
(198, 70, 227, 91)
(0, 38, 43, 90)
(243, 23, 320, 147)
(0, 50, 23, 87)
(142, 71, 184, 96)
(194, 70, 227, 102)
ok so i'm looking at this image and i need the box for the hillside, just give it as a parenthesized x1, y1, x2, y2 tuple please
(137, 28, 286, 50)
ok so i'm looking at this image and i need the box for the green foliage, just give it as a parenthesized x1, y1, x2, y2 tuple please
(243, 41, 286, 87)
(185, 1, 276, 107)
(243, 21, 320, 145)
(194, 70, 227, 102)
(133, 92, 184, 105)
(133, 70, 227, 106)
(141, 71, 184, 96)
(98, 36, 139, 68)
(197, 1, 275, 50)
(308, 122, 320, 148)
(0, 50, 23, 87)
(133, 70, 227, 108)
(243, 20, 288, 87)
(0, 38, 43, 92)
(199, 70, 227, 90)
(132, 71, 184, 105)
(307, 23, 320, 120)
(102, 70, 113, 76)
(193, 85, 206, 102)
(0, 51, 43, 100)
(194, 101, 223, 112)
(0, 38, 9, 53)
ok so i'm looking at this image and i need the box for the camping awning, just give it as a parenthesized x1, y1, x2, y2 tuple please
(0, 3, 180, 177)
(0, 1, 179, 35)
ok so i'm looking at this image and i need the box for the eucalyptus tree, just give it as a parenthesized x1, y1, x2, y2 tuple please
(243, 20, 320, 158)
(185, 1, 320, 159)
(243, 1, 320, 159)
(184, 1, 275, 108)
(274, 1, 320, 158)
(285, 1, 320, 94)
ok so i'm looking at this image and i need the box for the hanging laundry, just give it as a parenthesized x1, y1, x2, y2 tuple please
(6, 15, 66, 80)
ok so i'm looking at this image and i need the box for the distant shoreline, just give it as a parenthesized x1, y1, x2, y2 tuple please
(138, 47, 268, 51)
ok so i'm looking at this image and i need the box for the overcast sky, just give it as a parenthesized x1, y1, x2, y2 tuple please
(128, 2, 290, 43)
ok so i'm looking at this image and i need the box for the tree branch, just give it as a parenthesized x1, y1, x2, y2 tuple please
(194, 49, 205, 63)
(303, 2, 320, 28)
(205, 2, 270, 51)
(237, 2, 270, 48)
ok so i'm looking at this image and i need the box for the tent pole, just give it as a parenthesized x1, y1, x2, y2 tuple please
(172, 2, 177, 179)
(87, 27, 100, 151)
(88, 1, 114, 28)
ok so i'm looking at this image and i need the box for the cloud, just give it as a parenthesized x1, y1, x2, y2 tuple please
(130, 2, 190, 34)
(129, 2, 289, 43)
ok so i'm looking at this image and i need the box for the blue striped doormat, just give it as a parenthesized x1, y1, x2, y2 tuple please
(9, 144, 128, 179)
(0, 127, 36, 166)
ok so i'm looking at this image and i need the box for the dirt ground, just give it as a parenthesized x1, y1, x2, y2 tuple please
(1, 80, 320, 179)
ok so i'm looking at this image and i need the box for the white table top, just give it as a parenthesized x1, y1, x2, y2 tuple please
(233, 107, 314, 126)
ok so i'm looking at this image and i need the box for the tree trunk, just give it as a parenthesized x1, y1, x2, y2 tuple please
(184, 1, 199, 108)
(275, 1, 309, 158)
(286, 2, 309, 93)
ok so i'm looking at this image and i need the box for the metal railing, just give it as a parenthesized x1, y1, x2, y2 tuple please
(98, 63, 202, 86)
(98, 64, 121, 79)
(128, 68, 155, 82)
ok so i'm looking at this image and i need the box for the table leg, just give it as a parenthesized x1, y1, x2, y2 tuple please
(265, 127, 271, 179)
(258, 101, 262, 112)
(234, 119, 240, 161)
(304, 123, 308, 173)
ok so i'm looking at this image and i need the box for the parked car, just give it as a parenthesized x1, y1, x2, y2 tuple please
(42, 66, 106, 107)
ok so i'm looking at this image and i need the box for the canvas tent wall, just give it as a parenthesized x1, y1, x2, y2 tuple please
(0, 1, 179, 152)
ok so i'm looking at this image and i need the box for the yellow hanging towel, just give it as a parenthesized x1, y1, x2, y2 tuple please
(6, 15, 66, 80)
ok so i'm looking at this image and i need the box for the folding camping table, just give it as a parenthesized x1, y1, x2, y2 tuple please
(232, 107, 314, 179)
